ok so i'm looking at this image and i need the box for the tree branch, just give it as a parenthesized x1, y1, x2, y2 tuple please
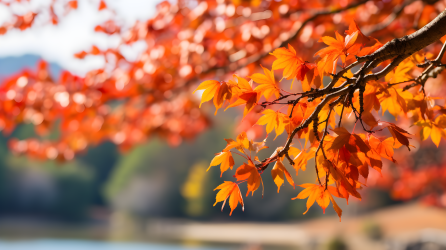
(358, 8, 446, 64)
(258, 9, 446, 172)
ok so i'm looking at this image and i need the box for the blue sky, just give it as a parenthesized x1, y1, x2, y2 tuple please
(0, 0, 162, 76)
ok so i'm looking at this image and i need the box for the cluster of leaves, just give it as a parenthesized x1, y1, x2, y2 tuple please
(1, 0, 446, 212)
(0, 0, 441, 156)
(198, 20, 446, 219)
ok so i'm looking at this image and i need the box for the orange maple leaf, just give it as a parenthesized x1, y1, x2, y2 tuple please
(367, 135, 398, 163)
(381, 122, 412, 150)
(345, 21, 370, 45)
(251, 65, 281, 100)
(270, 44, 315, 87)
(379, 87, 411, 118)
(358, 38, 383, 57)
(213, 181, 244, 215)
(292, 147, 314, 174)
(417, 115, 446, 147)
(384, 58, 414, 84)
(329, 127, 370, 154)
(213, 82, 233, 114)
(292, 183, 342, 220)
(315, 30, 360, 74)
(257, 109, 289, 139)
(234, 163, 262, 196)
(271, 159, 295, 193)
(222, 132, 250, 153)
(225, 75, 259, 116)
(208, 151, 235, 177)
(193, 80, 220, 108)
(193, 80, 234, 114)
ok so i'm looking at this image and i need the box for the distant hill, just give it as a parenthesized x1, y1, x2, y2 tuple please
(0, 54, 62, 81)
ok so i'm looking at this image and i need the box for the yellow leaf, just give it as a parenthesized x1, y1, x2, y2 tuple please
(431, 125, 444, 147)
(193, 80, 220, 107)
(208, 151, 235, 177)
(257, 110, 289, 139)
(270, 44, 316, 85)
(222, 132, 250, 153)
(293, 148, 314, 173)
(213, 181, 244, 215)
(252, 65, 280, 100)
(292, 183, 338, 215)
(271, 160, 295, 193)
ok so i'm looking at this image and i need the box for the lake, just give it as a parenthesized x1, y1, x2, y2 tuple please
(0, 239, 234, 250)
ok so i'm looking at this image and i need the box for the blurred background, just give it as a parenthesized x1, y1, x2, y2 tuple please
(0, 0, 446, 250)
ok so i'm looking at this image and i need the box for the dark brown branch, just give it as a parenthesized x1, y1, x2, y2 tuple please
(285, 151, 294, 166)
(403, 41, 446, 91)
(358, 8, 446, 64)
(363, 55, 409, 82)
(259, 9, 446, 173)
(314, 108, 333, 185)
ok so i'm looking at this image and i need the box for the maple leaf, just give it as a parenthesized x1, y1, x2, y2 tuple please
(384, 58, 414, 84)
(379, 87, 411, 118)
(292, 183, 342, 220)
(288, 146, 301, 158)
(409, 93, 438, 120)
(257, 109, 289, 139)
(367, 135, 398, 163)
(302, 65, 322, 90)
(287, 102, 306, 128)
(234, 163, 262, 196)
(270, 44, 316, 87)
(363, 88, 381, 112)
(225, 75, 259, 116)
(248, 137, 269, 153)
(213, 81, 233, 114)
(345, 21, 370, 45)
(361, 111, 378, 129)
(222, 132, 250, 153)
(213, 181, 244, 215)
(208, 151, 235, 177)
(382, 122, 412, 150)
(430, 125, 446, 147)
(416, 116, 446, 147)
(193, 80, 221, 108)
(315, 30, 360, 74)
(325, 160, 362, 200)
(251, 65, 281, 100)
(329, 127, 370, 154)
(293, 147, 314, 174)
(239, 92, 259, 117)
(271, 159, 295, 193)
(358, 38, 383, 57)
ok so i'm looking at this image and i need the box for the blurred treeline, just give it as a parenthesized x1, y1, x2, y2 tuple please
(0, 107, 314, 222)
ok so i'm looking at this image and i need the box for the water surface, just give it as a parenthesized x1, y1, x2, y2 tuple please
(0, 239, 233, 250)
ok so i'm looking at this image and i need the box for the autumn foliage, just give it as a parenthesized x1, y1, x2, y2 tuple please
(2, 0, 446, 219)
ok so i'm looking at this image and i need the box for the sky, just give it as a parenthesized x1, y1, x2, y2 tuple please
(0, 0, 162, 76)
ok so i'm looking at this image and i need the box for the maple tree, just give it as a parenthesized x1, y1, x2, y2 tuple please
(2, 0, 446, 220)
